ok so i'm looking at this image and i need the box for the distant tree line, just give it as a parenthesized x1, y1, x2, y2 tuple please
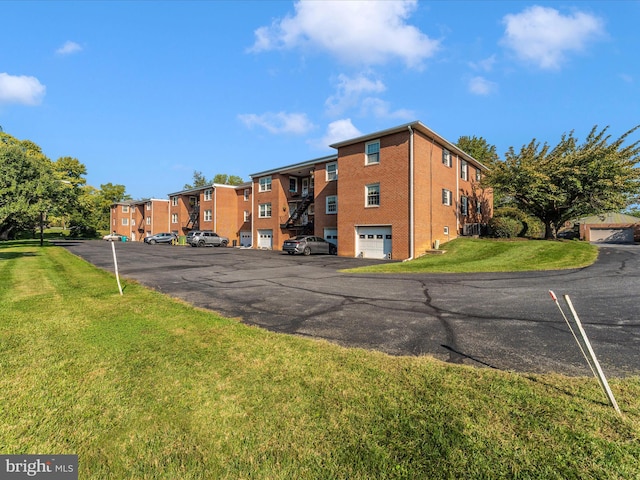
(183, 171, 244, 190)
(0, 131, 130, 240)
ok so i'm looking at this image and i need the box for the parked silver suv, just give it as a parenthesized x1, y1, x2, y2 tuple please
(188, 231, 229, 247)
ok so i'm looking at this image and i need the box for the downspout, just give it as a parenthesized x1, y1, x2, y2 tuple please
(251, 182, 255, 249)
(404, 125, 415, 261)
(456, 155, 460, 234)
(214, 187, 217, 232)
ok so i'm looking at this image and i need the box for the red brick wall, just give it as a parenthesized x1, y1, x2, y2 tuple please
(336, 128, 493, 259)
(235, 186, 252, 241)
(312, 161, 338, 237)
(337, 131, 411, 258)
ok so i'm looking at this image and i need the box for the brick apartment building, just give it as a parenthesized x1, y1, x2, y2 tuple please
(109, 121, 492, 257)
(167, 183, 253, 246)
(250, 121, 492, 259)
(109, 199, 170, 241)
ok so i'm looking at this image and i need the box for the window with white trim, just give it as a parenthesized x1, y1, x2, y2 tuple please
(122, 205, 129, 213)
(366, 184, 380, 207)
(204, 189, 212, 201)
(122, 218, 129, 226)
(476, 199, 482, 215)
(461, 160, 468, 181)
(131, 219, 135, 226)
(326, 162, 337, 181)
(442, 189, 452, 206)
(460, 196, 468, 216)
(444, 226, 449, 235)
(259, 203, 272, 218)
(259, 176, 272, 192)
(289, 177, 298, 193)
(366, 140, 380, 165)
(146, 202, 152, 210)
(146, 216, 151, 225)
(476, 167, 481, 182)
(244, 189, 250, 201)
(172, 213, 178, 224)
(243, 210, 250, 222)
(204, 209, 212, 221)
(171, 196, 178, 206)
(326, 195, 337, 214)
(442, 149, 452, 167)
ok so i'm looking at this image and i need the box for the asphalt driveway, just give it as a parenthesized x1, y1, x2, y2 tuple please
(55, 240, 640, 377)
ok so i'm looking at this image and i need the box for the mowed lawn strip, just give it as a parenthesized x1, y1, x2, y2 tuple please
(342, 238, 599, 273)
(1, 241, 638, 479)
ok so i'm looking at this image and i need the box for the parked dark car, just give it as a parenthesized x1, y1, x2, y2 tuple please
(283, 236, 337, 255)
(188, 231, 229, 247)
(144, 232, 178, 245)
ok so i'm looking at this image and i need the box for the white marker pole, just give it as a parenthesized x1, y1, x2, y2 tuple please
(111, 240, 124, 296)
(549, 290, 596, 378)
(563, 294, 621, 415)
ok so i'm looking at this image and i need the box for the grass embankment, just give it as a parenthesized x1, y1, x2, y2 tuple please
(345, 238, 599, 273)
(1, 241, 638, 479)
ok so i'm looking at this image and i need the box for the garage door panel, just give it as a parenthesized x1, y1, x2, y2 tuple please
(589, 227, 633, 243)
(356, 227, 392, 259)
(257, 229, 273, 249)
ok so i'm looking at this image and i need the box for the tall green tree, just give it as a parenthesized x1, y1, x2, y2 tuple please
(0, 133, 80, 240)
(455, 135, 500, 169)
(183, 171, 210, 189)
(183, 171, 244, 189)
(94, 183, 131, 230)
(213, 173, 244, 186)
(487, 125, 640, 238)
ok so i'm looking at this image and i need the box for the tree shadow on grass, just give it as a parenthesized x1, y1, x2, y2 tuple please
(0, 251, 39, 260)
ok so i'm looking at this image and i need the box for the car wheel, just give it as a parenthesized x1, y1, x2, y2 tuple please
(190, 243, 197, 247)
(198, 240, 205, 247)
(149, 239, 156, 245)
(329, 246, 337, 255)
(221, 241, 228, 247)
(303, 246, 311, 256)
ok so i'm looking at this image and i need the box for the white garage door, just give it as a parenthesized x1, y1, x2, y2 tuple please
(589, 227, 634, 243)
(356, 226, 392, 259)
(257, 229, 273, 249)
(240, 231, 252, 247)
(324, 228, 338, 247)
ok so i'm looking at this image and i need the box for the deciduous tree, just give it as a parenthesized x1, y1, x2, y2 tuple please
(487, 125, 640, 238)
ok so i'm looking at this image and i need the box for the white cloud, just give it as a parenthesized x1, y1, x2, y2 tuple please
(469, 55, 497, 72)
(325, 73, 385, 116)
(468, 76, 497, 96)
(0, 73, 46, 105)
(238, 111, 315, 135)
(249, 0, 439, 68)
(308, 119, 362, 149)
(56, 41, 83, 56)
(360, 97, 414, 120)
(501, 6, 605, 69)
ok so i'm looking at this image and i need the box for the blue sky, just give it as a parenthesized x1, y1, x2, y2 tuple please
(1, 1, 638, 199)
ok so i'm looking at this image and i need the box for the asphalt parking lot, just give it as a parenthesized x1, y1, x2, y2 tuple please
(56, 240, 640, 377)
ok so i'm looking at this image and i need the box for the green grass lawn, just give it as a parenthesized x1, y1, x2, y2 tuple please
(344, 238, 600, 273)
(1, 241, 638, 479)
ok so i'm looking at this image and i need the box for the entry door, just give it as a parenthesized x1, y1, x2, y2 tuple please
(302, 178, 309, 197)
